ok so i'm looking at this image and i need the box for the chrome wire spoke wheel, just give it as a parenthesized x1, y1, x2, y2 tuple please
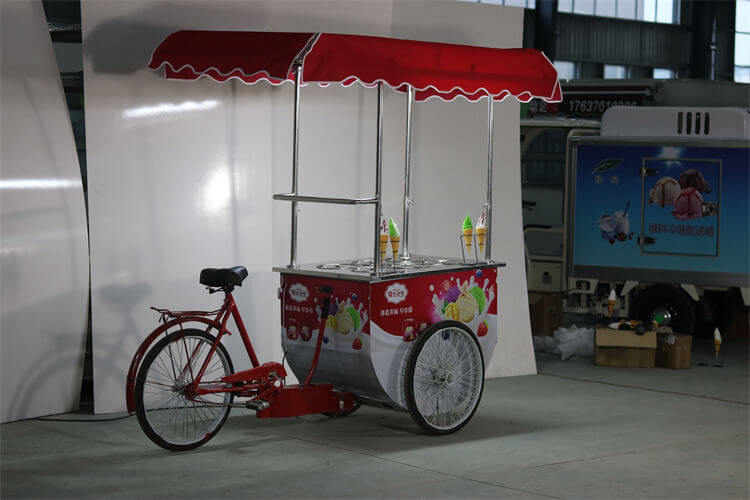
(135, 330, 234, 451)
(405, 321, 484, 434)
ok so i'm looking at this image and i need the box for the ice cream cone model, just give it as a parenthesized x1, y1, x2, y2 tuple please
(388, 218, 400, 261)
(379, 218, 389, 261)
(475, 212, 487, 254)
(607, 289, 617, 318)
(713, 328, 722, 360)
(462, 215, 473, 253)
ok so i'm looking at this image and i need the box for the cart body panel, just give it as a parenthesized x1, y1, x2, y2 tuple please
(280, 265, 499, 407)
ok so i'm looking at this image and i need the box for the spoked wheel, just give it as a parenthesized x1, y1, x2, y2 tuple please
(404, 321, 484, 434)
(135, 329, 234, 451)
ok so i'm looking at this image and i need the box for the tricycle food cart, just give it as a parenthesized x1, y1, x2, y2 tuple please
(126, 31, 561, 450)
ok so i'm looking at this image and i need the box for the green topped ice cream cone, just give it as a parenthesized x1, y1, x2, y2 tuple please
(462, 215, 473, 252)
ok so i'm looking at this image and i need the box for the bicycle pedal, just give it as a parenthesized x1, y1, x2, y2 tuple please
(245, 399, 270, 411)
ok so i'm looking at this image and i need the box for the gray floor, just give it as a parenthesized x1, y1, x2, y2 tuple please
(2, 340, 748, 499)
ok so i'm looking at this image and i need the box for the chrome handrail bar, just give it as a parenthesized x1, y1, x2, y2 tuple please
(273, 194, 379, 205)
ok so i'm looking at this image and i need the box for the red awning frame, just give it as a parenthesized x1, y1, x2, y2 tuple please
(148, 31, 562, 103)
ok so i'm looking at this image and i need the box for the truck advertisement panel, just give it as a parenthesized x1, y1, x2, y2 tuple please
(569, 139, 749, 286)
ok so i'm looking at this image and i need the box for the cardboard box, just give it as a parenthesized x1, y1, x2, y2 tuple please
(528, 293, 562, 336)
(594, 328, 656, 368)
(656, 333, 692, 369)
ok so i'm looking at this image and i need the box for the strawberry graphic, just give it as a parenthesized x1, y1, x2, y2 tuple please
(477, 321, 488, 337)
(352, 337, 363, 350)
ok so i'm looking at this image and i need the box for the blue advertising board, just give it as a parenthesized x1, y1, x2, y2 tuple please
(569, 138, 749, 286)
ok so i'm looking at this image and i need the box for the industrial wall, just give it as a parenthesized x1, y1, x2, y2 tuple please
(82, 0, 536, 413)
(1, 0, 89, 422)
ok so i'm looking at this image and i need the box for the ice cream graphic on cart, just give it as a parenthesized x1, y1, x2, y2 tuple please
(317, 296, 368, 350)
(432, 273, 495, 337)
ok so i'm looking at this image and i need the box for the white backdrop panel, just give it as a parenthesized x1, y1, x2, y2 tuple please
(84, 0, 534, 413)
(1, 0, 89, 422)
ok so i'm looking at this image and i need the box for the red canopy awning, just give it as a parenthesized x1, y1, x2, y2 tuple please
(148, 31, 561, 103)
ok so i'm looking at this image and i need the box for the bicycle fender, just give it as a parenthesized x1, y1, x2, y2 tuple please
(125, 316, 222, 414)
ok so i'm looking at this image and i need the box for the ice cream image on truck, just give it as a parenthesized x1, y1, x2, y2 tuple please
(597, 200, 633, 244)
(648, 177, 680, 207)
(645, 165, 717, 221)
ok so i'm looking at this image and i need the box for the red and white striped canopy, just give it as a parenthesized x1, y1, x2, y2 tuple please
(148, 31, 561, 102)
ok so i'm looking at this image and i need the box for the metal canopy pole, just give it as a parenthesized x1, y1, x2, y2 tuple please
(289, 65, 302, 268)
(373, 83, 384, 275)
(401, 85, 414, 260)
(485, 94, 494, 263)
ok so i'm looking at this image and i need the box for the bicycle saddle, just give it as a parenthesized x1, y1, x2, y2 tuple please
(199, 266, 248, 287)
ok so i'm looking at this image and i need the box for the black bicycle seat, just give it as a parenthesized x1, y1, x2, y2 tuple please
(199, 266, 248, 287)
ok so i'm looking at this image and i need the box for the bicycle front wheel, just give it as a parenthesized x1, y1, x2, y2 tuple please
(135, 329, 234, 451)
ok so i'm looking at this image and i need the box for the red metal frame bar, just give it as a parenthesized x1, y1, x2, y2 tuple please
(227, 292, 260, 368)
(303, 287, 333, 385)
(127, 285, 348, 417)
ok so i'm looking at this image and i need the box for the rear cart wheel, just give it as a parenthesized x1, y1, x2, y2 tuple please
(135, 329, 234, 451)
(404, 321, 484, 434)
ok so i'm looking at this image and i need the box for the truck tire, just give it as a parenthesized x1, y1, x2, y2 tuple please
(633, 285, 695, 335)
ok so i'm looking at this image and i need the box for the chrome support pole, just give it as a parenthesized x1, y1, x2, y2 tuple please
(485, 95, 494, 263)
(373, 83, 384, 275)
(290, 65, 302, 268)
(401, 85, 414, 260)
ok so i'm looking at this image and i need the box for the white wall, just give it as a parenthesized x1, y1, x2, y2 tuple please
(1, 0, 89, 422)
(83, 0, 536, 413)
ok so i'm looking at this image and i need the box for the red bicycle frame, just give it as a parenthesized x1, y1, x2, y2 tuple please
(126, 285, 352, 417)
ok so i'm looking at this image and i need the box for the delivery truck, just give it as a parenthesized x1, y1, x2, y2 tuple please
(562, 106, 749, 335)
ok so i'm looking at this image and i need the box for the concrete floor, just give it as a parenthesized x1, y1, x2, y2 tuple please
(2, 340, 748, 499)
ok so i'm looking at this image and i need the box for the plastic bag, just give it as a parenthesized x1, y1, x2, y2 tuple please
(533, 335, 557, 354)
(554, 327, 594, 360)
(535, 325, 595, 360)
(553, 324, 581, 344)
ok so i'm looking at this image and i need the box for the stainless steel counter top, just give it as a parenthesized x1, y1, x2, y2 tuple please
(273, 254, 505, 282)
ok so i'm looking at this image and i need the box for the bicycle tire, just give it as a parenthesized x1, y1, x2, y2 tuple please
(135, 329, 234, 451)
